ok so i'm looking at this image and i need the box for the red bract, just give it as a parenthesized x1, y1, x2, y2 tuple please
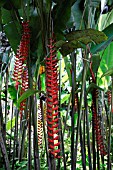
(20, 66, 29, 119)
(37, 103, 43, 147)
(92, 92, 107, 156)
(46, 35, 60, 158)
(12, 21, 30, 119)
(107, 90, 111, 106)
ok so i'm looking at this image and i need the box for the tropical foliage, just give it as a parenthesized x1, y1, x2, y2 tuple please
(0, 0, 113, 169)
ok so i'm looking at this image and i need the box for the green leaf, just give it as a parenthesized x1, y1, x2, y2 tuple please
(101, 67, 113, 78)
(1, 8, 21, 53)
(40, 73, 46, 91)
(60, 41, 83, 56)
(64, 56, 72, 85)
(70, 0, 85, 30)
(86, 54, 101, 80)
(17, 89, 39, 106)
(61, 94, 70, 104)
(59, 29, 107, 55)
(56, 40, 66, 48)
(91, 23, 113, 53)
(6, 117, 15, 131)
(53, 0, 77, 33)
(3, 22, 21, 53)
(87, 83, 104, 94)
(10, 0, 21, 9)
(0, 0, 7, 7)
(8, 85, 18, 104)
(66, 29, 107, 43)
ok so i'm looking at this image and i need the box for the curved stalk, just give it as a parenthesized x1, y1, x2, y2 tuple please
(107, 76, 113, 170)
(71, 52, 76, 170)
(74, 52, 88, 169)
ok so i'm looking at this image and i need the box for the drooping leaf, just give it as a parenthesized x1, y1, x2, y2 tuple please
(101, 67, 113, 78)
(6, 117, 15, 131)
(10, 0, 21, 9)
(86, 54, 101, 80)
(87, 83, 104, 94)
(59, 29, 107, 56)
(64, 56, 72, 85)
(3, 22, 21, 53)
(17, 89, 39, 106)
(70, 0, 85, 30)
(8, 85, 18, 105)
(91, 23, 113, 53)
(0, 0, 7, 7)
(1, 8, 21, 53)
(40, 73, 46, 91)
(61, 94, 70, 104)
(65, 29, 107, 43)
(53, 0, 77, 37)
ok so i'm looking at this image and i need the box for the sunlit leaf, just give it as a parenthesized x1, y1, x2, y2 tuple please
(101, 67, 113, 78)
(17, 89, 39, 106)
(91, 23, 113, 53)
(87, 83, 104, 94)
(66, 29, 107, 43)
(6, 117, 15, 131)
(61, 94, 70, 104)
(59, 29, 107, 56)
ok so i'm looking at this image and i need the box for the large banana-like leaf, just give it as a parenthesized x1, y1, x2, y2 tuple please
(91, 23, 113, 53)
(1, 8, 21, 53)
(56, 28, 107, 56)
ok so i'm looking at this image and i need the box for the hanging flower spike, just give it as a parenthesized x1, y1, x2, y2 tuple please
(19, 66, 29, 119)
(92, 90, 107, 156)
(12, 21, 30, 119)
(19, 21, 30, 63)
(46, 34, 61, 158)
(13, 21, 30, 85)
(107, 90, 111, 106)
(37, 102, 43, 147)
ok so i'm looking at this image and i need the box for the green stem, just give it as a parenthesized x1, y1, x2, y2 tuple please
(107, 76, 113, 170)
(57, 55, 66, 170)
(74, 52, 87, 169)
(71, 52, 76, 170)
(84, 85, 92, 170)
(0, 131, 11, 170)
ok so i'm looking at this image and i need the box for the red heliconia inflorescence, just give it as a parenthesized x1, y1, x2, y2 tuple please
(107, 90, 111, 106)
(92, 99, 107, 156)
(46, 35, 61, 158)
(37, 102, 43, 147)
(89, 49, 107, 156)
(12, 21, 30, 119)
(19, 67, 29, 119)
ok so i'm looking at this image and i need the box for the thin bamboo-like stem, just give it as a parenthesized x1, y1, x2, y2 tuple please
(80, 123, 86, 170)
(63, 93, 71, 137)
(4, 67, 8, 143)
(18, 120, 27, 161)
(40, 99, 51, 170)
(71, 52, 76, 170)
(96, 93, 100, 170)
(57, 55, 66, 170)
(0, 130, 11, 170)
(107, 76, 113, 170)
(27, 45, 32, 170)
(83, 109, 86, 165)
(9, 101, 13, 161)
(12, 109, 19, 170)
(92, 98, 96, 170)
(32, 95, 40, 170)
(97, 148, 100, 170)
(28, 98, 32, 170)
(84, 85, 92, 170)
(74, 52, 87, 169)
